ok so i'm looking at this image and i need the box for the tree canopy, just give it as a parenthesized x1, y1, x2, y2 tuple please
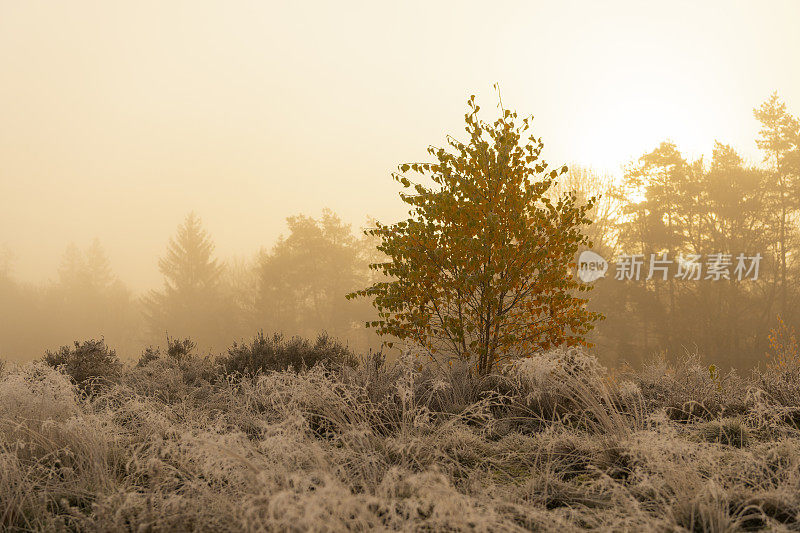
(350, 96, 602, 375)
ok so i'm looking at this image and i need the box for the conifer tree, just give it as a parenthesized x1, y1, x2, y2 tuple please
(145, 212, 227, 346)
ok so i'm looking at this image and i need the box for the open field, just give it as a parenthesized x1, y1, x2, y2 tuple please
(3, 340, 800, 532)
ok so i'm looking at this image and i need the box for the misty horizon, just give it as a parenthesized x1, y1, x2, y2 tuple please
(3, 1, 799, 291)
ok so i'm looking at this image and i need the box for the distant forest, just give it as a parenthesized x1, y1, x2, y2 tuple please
(0, 209, 383, 361)
(1, 93, 798, 370)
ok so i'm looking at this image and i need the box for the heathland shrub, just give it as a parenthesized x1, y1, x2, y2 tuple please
(135, 336, 197, 367)
(632, 353, 748, 421)
(135, 345, 160, 367)
(755, 317, 800, 410)
(127, 337, 218, 403)
(503, 347, 608, 422)
(165, 336, 197, 361)
(219, 331, 357, 377)
(41, 339, 122, 393)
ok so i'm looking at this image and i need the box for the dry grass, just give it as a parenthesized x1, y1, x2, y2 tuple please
(2, 345, 800, 531)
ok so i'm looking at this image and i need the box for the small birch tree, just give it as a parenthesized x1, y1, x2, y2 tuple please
(349, 96, 602, 375)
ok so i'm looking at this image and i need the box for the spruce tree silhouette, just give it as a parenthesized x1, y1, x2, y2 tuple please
(145, 212, 227, 348)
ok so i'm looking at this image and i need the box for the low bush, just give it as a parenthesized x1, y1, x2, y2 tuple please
(631, 353, 748, 421)
(127, 337, 218, 403)
(41, 339, 122, 394)
(135, 336, 197, 367)
(695, 417, 751, 447)
(754, 318, 800, 410)
(219, 331, 357, 376)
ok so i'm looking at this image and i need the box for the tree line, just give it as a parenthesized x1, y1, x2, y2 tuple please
(0, 210, 381, 361)
(583, 92, 800, 369)
(1, 92, 797, 370)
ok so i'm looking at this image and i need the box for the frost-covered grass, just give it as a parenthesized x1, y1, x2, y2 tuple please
(2, 345, 800, 532)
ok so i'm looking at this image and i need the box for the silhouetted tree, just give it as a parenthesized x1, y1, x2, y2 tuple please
(254, 209, 375, 349)
(57, 239, 115, 293)
(0, 248, 40, 359)
(44, 241, 139, 356)
(590, 138, 780, 368)
(754, 93, 800, 317)
(145, 213, 232, 348)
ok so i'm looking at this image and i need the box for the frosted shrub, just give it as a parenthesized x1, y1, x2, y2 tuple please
(505, 347, 605, 416)
(125, 350, 218, 404)
(635, 353, 748, 421)
(508, 346, 605, 389)
(0, 362, 81, 423)
(755, 319, 800, 414)
(42, 339, 122, 394)
(219, 332, 357, 377)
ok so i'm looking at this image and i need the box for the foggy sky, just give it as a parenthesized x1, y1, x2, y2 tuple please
(1, 0, 799, 291)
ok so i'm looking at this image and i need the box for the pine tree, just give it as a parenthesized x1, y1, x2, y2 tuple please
(754, 93, 800, 317)
(157, 212, 222, 296)
(57, 239, 116, 293)
(145, 212, 226, 346)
